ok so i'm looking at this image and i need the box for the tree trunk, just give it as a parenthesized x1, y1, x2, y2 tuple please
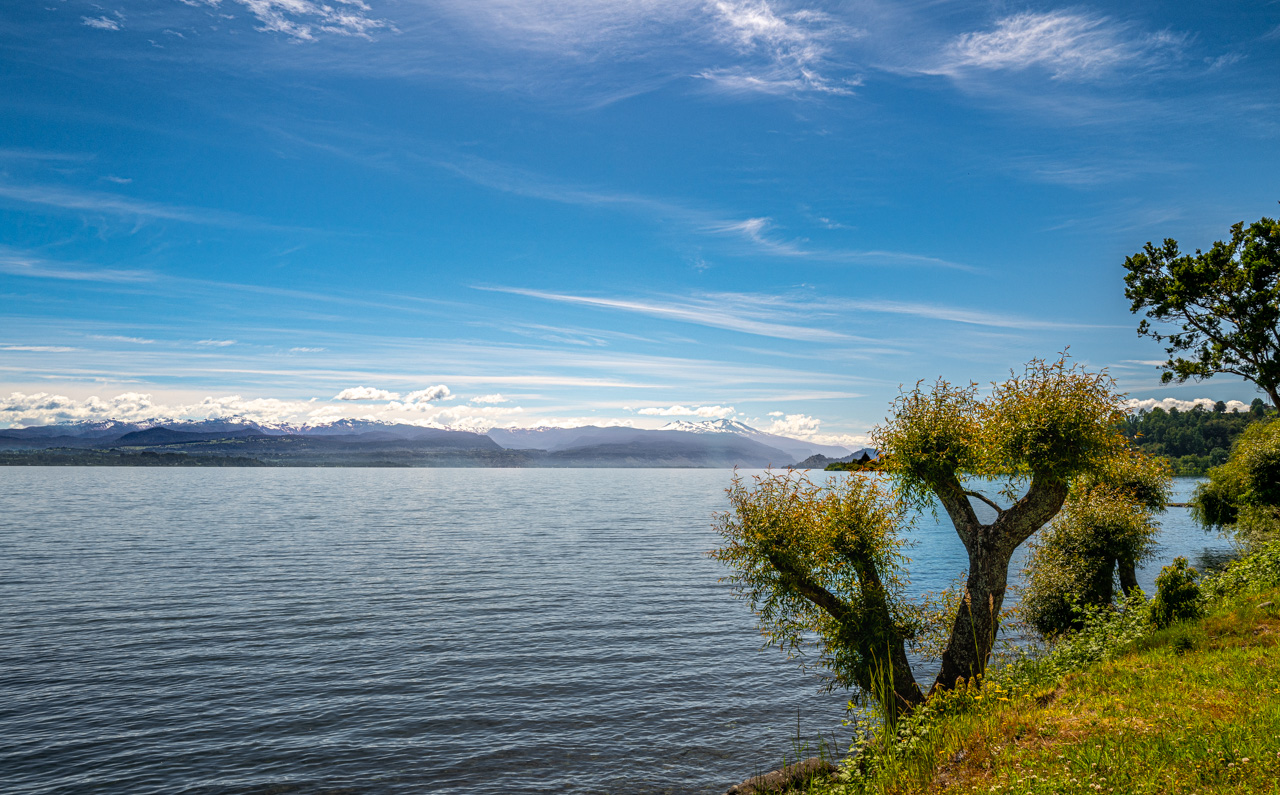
(932, 548, 1013, 690)
(1118, 559, 1140, 597)
(930, 474, 1069, 693)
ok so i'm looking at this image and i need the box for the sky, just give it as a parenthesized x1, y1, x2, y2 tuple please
(1, 0, 1278, 443)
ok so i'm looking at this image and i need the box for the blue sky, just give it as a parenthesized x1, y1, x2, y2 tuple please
(1, 0, 1277, 441)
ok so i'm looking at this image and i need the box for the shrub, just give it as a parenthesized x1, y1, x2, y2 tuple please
(1192, 419, 1280, 548)
(1150, 557, 1202, 628)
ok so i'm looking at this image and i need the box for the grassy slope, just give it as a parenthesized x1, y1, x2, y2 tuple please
(809, 590, 1280, 795)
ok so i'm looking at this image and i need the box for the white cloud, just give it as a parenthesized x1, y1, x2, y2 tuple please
(767, 410, 784, 417)
(405, 385, 452, 403)
(335, 386, 401, 401)
(1, 391, 160, 425)
(763, 413, 869, 448)
(92, 335, 156, 344)
(289, 346, 327, 353)
(187, 0, 392, 41)
(386, 384, 454, 412)
(1126, 397, 1250, 413)
(637, 404, 736, 418)
(410, 403, 525, 432)
(195, 339, 237, 347)
(700, 1, 860, 96)
(471, 393, 509, 404)
(765, 412, 821, 437)
(82, 16, 122, 31)
(1, 345, 78, 352)
(939, 11, 1179, 80)
(484, 287, 848, 342)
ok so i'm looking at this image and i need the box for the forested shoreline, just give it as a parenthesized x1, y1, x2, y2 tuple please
(1121, 398, 1274, 474)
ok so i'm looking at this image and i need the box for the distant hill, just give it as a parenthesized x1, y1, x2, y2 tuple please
(790, 449, 877, 469)
(541, 433, 793, 468)
(114, 427, 262, 446)
(0, 417, 835, 467)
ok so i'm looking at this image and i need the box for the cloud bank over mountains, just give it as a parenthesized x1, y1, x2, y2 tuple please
(0, 388, 871, 446)
(6, 390, 1265, 449)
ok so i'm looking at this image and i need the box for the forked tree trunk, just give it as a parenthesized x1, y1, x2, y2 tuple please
(930, 474, 1069, 692)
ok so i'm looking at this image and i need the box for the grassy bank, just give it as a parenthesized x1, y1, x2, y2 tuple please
(796, 543, 1280, 795)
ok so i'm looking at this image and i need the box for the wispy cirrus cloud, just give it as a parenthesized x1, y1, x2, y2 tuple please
(0, 250, 152, 283)
(698, 1, 862, 96)
(479, 286, 849, 342)
(92, 335, 157, 344)
(933, 11, 1183, 80)
(437, 155, 962, 268)
(174, 0, 391, 41)
(483, 286, 1112, 341)
(1, 345, 79, 352)
(0, 182, 269, 229)
(82, 16, 122, 31)
(707, 216, 973, 269)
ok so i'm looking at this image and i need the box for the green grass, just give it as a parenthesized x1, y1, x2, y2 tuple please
(797, 560, 1280, 794)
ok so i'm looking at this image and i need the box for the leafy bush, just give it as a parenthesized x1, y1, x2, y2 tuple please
(1192, 419, 1280, 547)
(1018, 454, 1169, 637)
(1200, 538, 1280, 601)
(1150, 556, 1202, 628)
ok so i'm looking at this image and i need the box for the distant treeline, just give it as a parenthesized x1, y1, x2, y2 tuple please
(1121, 399, 1274, 475)
(0, 450, 268, 467)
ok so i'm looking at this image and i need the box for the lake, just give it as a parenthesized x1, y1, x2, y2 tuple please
(0, 469, 1228, 794)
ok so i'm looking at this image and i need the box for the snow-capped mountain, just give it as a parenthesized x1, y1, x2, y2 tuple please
(657, 418, 852, 461)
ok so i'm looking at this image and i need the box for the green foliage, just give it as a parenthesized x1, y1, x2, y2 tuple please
(1200, 537, 1280, 601)
(713, 354, 1150, 723)
(1150, 557, 1202, 628)
(711, 471, 915, 693)
(1019, 454, 1170, 637)
(1123, 214, 1280, 407)
(1192, 419, 1280, 547)
(999, 591, 1155, 693)
(1019, 496, 1155, 637)
(808, 540, 1280, 795)
(1119, 399, 1272, 475)
(871, 377, 982, 506)
(874, 358, 1129, 505)
(982, 358, 1130, 479)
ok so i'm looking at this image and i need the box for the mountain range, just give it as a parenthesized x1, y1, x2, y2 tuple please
(0, 417, 865, 468)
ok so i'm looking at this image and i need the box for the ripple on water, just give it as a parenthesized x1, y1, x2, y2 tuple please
(0, 469, 1225, 794)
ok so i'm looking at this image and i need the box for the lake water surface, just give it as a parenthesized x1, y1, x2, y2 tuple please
(0, 469, 1227, 794)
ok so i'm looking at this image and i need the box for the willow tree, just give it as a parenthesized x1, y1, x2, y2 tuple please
(713, 357, 1137, 716)
(1019, 453, 1171, 637)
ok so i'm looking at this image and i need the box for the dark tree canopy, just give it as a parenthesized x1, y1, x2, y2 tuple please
(1123, 214, 1280, 407)
(1120, 399, 1273, 475)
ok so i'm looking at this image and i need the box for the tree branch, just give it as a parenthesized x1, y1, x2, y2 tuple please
(991, 474, 1070, 555)
(933, 474, 981, 552)
(963, 490, 1005, 515)
(764, 551, 854, 625)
